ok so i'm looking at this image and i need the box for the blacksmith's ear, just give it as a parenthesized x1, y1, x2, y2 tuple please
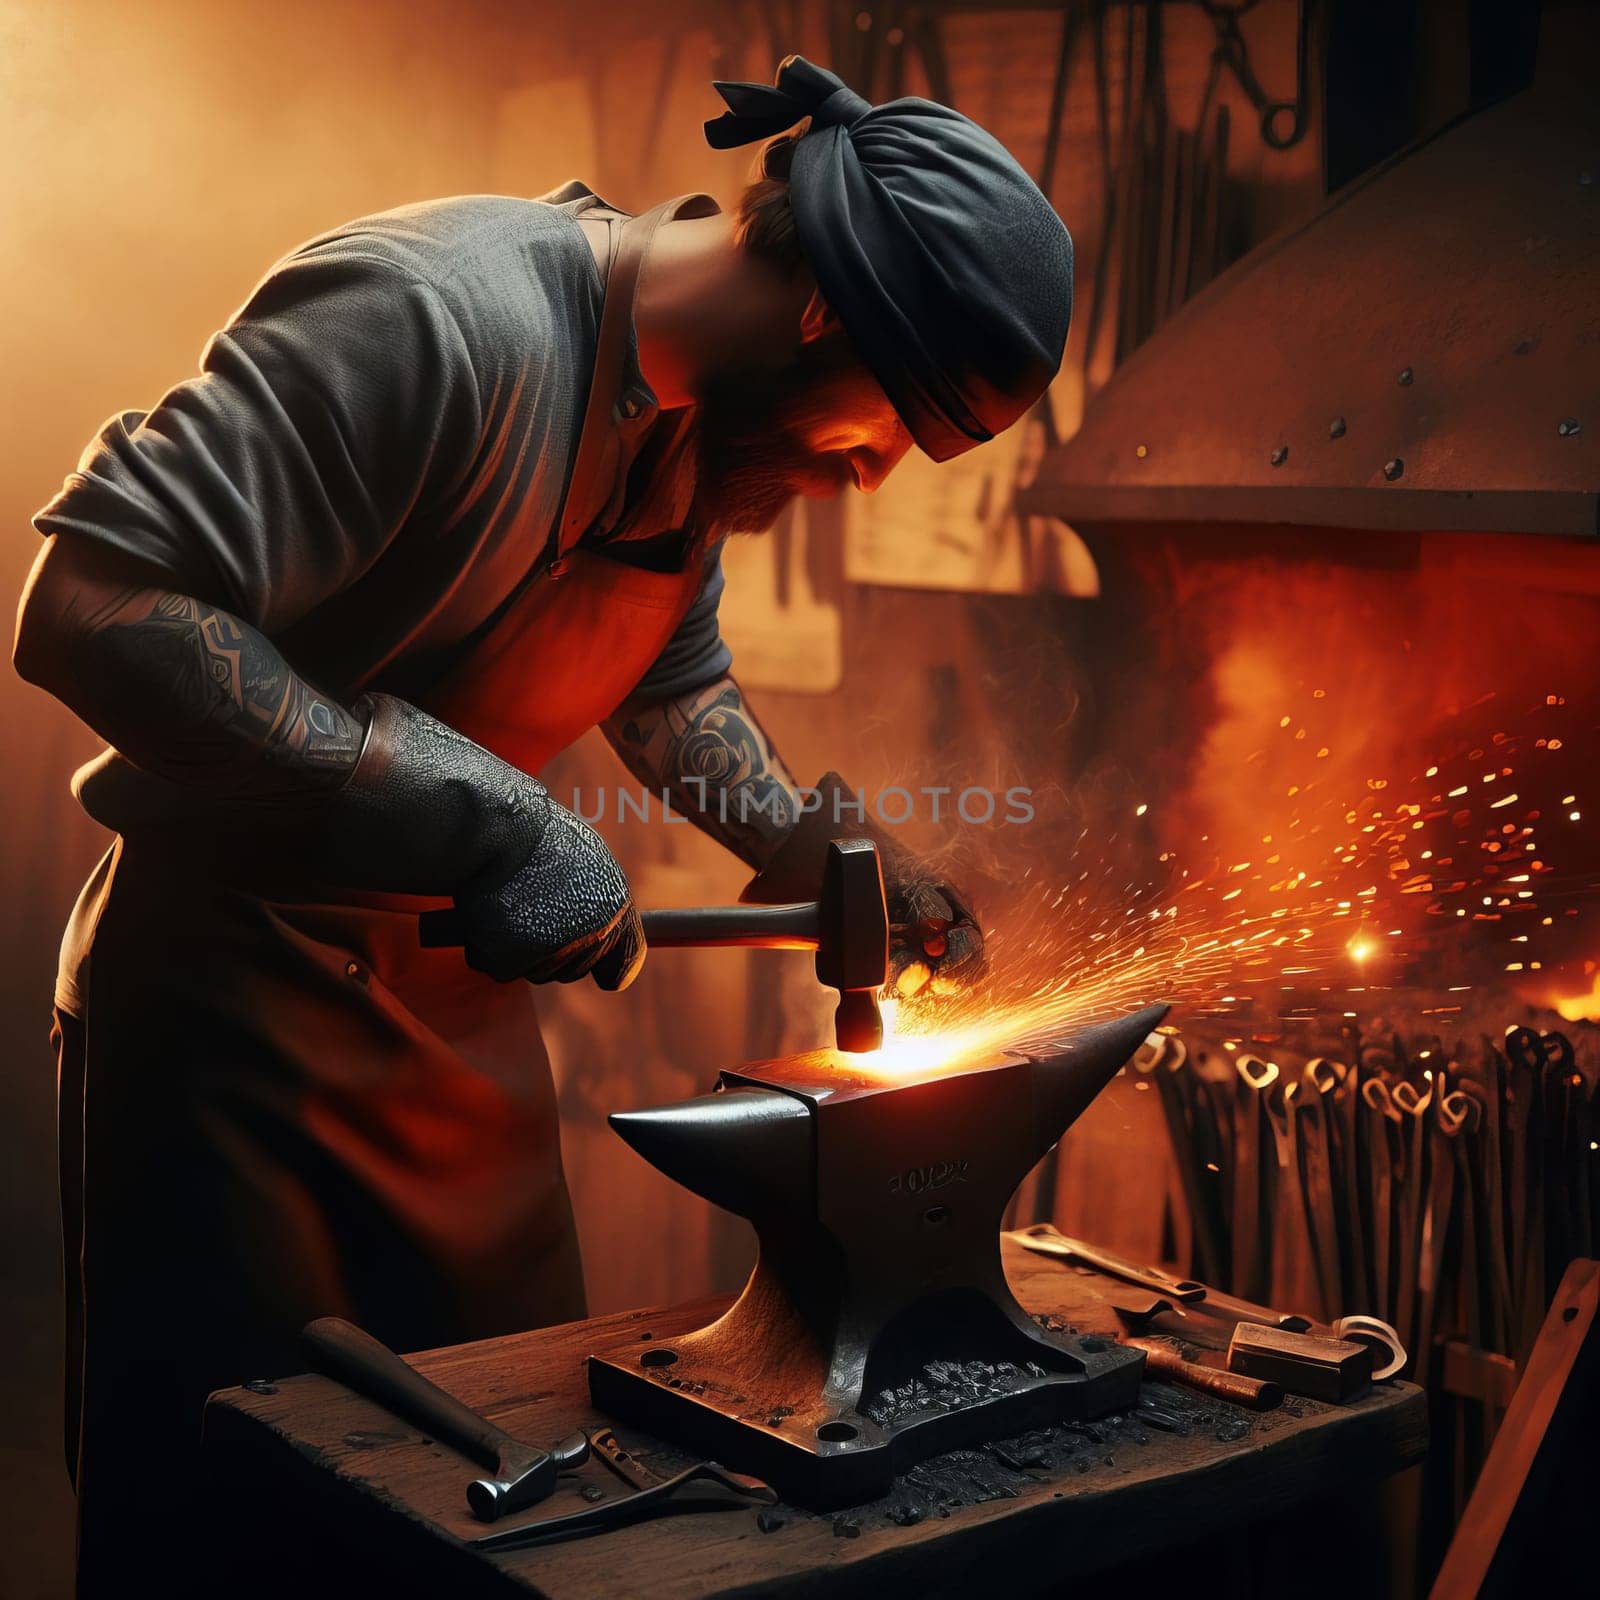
(799, 288, 843, 345)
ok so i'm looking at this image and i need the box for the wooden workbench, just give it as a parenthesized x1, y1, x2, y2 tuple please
(204, 1238, 1426, 1598)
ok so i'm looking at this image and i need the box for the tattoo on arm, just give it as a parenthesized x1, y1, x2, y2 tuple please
(606, 675, 799, 868)
(68, 582, 364, 798)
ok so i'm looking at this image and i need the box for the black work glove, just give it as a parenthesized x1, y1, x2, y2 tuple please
(327, 694, 644, 989)
(741, 772, 984, 999)
(884, 872, 984, 999)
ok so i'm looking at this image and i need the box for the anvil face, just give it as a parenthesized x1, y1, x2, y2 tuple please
(589, 1004, 1167, 1507)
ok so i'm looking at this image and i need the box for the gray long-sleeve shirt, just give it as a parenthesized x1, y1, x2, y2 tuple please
(33, 186, 730, 709)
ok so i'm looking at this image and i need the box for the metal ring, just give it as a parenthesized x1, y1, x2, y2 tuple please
(1261, 99, 1306, 150)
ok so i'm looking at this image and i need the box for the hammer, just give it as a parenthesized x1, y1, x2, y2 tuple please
(643, 837, 890, 1053)
(420, 838, 889, 1052)
(302, 1316, 590, 1520)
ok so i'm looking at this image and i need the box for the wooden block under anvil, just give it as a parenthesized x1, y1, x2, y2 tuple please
(1227, 1323, 1373, 1402)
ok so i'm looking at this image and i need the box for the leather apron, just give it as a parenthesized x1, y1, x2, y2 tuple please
(63, 202, 709, 1589)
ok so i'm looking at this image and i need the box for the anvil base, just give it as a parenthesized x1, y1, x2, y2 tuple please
(589, 1311, 1143, 1508)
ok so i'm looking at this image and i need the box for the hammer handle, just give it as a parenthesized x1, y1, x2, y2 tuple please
(419, 903, 822, 952)
(641, 903, 819, 950)
(302, 1317, 525, 1475)
(1126, 1338, 1283, 1410)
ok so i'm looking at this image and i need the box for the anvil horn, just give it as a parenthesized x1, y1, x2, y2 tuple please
(1027, 1002, 1171, 1160)
(609, 1086, 813, 1220)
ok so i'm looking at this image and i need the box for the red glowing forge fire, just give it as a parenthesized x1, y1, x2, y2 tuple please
(928, 538, 1600, 1044)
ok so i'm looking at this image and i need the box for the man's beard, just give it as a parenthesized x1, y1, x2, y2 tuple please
(691, 344, 854, 538)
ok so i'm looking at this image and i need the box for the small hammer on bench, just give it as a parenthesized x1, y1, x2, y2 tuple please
(302, 1316, 590, 1521)
(422, 838, 889, 1053)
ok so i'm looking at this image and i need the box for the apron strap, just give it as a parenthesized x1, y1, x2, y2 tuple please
(555, 202, 673, 561)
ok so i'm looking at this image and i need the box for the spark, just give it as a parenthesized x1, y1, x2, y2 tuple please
(856, 876, 1231, 1078)
(858, 680, 1591, 1073)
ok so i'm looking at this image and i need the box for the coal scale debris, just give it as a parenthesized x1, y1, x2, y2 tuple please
(757, 1378, 1264, 1536)
(877, 1416, 1139, 1526)
(862, 1357, 1051, 1427)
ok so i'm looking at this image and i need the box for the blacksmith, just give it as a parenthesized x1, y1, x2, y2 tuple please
(13, 55, 1072, 1588)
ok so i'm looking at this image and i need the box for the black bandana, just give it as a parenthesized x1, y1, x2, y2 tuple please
(707, 55, 1073, 462)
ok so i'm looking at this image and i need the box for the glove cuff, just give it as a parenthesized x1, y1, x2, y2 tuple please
(741, 772, 911, 905)
(320, 693, 552, 895)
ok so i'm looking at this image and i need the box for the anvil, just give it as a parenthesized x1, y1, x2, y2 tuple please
(589, 1003, 1169, 1506)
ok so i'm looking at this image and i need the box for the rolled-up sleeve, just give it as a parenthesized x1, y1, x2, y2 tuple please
(33, 248, 481, 633)
(629, 540, 733, 703)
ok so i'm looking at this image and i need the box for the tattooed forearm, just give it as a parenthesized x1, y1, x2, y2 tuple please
(37, 561, 363, 799)
(605, 675, 799, 868)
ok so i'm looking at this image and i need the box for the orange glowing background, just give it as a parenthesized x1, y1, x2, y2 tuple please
(865, 530, 1600, 1078)
(1146, 536, 1599, 1024)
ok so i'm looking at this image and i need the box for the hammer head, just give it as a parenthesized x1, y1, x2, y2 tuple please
(815, 838, 889, 1052)
(466, 1429, 591, 1521)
